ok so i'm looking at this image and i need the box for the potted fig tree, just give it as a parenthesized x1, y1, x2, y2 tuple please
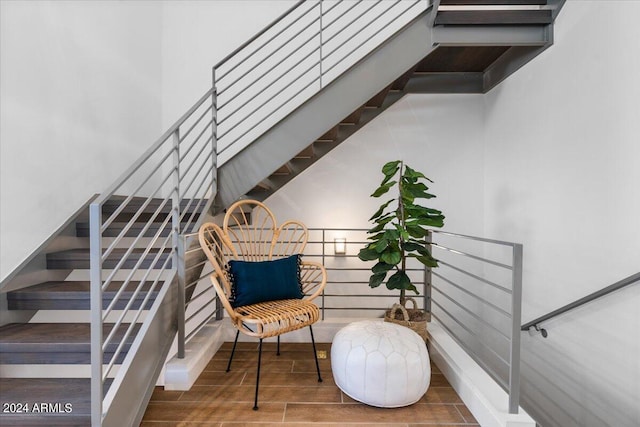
(357, 160, 445, 339)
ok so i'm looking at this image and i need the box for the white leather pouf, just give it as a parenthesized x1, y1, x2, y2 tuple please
(331, 320, 430, 408)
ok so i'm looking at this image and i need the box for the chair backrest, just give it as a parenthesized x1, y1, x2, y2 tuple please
(222, 199, 308, 261)
(199, 200, 314, 316)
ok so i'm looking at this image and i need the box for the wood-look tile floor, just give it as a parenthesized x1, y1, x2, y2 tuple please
(141, 342, 480, 426)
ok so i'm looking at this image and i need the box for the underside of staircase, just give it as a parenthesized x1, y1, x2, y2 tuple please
(218, 0, 561, 207)
(0, 1, 564, 425)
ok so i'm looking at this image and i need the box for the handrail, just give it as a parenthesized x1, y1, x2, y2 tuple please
(521, 271, 640, 337)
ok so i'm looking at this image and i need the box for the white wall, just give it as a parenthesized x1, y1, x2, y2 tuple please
(0, 0, 295, 281)
(265, 94, 485, 234)
(0, 1, 163, 280)
(483, 2, 640, 426)
(160, 0, 297, 129)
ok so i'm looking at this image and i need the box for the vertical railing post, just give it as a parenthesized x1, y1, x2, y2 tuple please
(172, 129, 186, 359)
(319, 0, 323, 88)
(89, 202, 103, 426)
(211, 70, 218, 203)
(509, 243, 523, 414)
(424, 231, 433, 315)
(321, 229, 326, 320)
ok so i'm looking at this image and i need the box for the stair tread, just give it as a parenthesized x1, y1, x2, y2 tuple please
(7, 281, 158, 310)
(46, 248, 172, 270)
(0, 323, 139, 352)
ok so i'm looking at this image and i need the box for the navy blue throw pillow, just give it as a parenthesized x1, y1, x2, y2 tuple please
(228, 254, 303, 308)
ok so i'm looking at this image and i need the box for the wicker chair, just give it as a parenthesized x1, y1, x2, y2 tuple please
(198, 199, 327, 410)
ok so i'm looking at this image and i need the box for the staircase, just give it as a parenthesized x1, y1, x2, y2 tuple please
(0, 1, 565, 425)
(0, 198, 204, 426)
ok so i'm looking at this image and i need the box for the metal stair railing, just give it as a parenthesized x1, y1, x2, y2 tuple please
(89, 88, 217, 425)
(212, 0, 430, 165)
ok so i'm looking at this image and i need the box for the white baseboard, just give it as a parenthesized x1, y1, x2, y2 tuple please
(163, 321, 229, 390)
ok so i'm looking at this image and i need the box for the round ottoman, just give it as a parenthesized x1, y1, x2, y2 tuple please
(331, 320, 430, 408)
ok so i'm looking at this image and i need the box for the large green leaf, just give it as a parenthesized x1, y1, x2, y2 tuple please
(416, 254, 439, 267)
(371, 181, 396, 198)
(368, 199, 394, 221)
(380, 249, 402, 265)
(372, 262, 395, 274)
(369, 272, 386, 288)
(386, 270, 412, 291)
(382, 160, 401, 178)
(406, 224, 427, 238)
(358, 247, 379, 261)
(404, 165, 432, 182)
(374, 238, 389, 253)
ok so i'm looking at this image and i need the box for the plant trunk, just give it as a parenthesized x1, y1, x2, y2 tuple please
(398, 161, 406, 307)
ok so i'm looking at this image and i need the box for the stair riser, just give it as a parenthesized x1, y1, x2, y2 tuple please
(0, 351, 129, 365)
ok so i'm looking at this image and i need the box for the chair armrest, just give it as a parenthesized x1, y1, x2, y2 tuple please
(300, 260, 327, 302)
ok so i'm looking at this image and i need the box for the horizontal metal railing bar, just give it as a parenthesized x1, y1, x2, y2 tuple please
(433, 311, 509, 391)
(185, 285, 215, 307)
(178, 176, 213, 233)
(179, 139, 212, 185)
(178, 149, 212, 198)
(218, 14, 321, 102)
(322, 307, 393, 311)
(433, 271, 511, 318)
(101, 149, 174, 232)
(322, 0, 377, 48)
(185, 308, 218, 342)
(103, 230, 173, 319)
(214, 0, 308, 72)
(432, 229, 519, 248)
(320, 0, 342, 17)
(101, 204, 173, 291)
(218, 73, 321, 153)
(322, 0, 420, 77)
(432, 243, 512, 270)
(93, 88, 214, 206)
(325, 280, 424, 285)
(103, 254, 174, 380)
(218, 32, 321, 124)
(185, 259, 208, 273)
(185, 298, 216, 324)
(521, 271, 640, 331)
(217, 54, 321, 141)
(322, 0, 364, 31)
(432, 299, 510, 368)
(102, 182, 173, 261)
(179, 120, 212, 163)
(323, 294, 418, 300)
(438, 260, 512, 293)
(432, 283, 511, 341)
(178, 106, 212, 145)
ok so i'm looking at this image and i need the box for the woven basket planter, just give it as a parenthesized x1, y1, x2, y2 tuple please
(384, 297, 430, 342)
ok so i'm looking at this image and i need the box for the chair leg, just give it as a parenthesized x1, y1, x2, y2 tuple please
(226, 329, 240, 373)
(253, 338, 263, 411)
(309, 325, 323, 383)
(277, 335, 281, 356)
